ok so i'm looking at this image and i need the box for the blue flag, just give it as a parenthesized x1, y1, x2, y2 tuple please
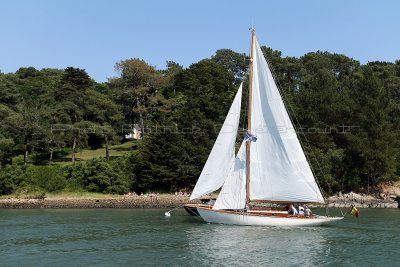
(244, 131, 257, 142)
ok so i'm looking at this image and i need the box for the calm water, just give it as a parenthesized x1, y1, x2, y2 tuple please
(0, 208, 399, 267)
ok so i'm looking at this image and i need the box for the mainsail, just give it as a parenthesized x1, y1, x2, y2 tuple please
(248, 37, 324, 203)
(190, 84, 243, 200)
(213, 141, 247, 210)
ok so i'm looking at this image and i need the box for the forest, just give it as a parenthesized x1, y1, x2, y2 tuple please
(0, 45, 399, 197)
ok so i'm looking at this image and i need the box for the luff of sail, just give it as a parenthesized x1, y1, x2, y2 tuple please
(249, 38, 324, 203)
(213, 141, 247, 210)
(190, 84, 243, 200)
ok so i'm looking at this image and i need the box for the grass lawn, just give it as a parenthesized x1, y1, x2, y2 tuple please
(54, 141, 134, 165)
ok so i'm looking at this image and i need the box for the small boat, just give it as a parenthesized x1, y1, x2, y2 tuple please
(185, 29, 343, 226)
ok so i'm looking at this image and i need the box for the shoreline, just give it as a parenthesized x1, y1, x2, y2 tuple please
(0, 192, 398, 209)
(326, 191, 399, 209)
(0, 195, 197, 209)
(326, 200, 398, 209)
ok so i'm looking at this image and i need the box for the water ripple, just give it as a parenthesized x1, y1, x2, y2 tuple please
(0, 208, 399, 267)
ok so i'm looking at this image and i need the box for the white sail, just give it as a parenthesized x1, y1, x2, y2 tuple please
(249, 38, 324, 203)
(190, 84, 243, 200)
(213, 141, 247, 210)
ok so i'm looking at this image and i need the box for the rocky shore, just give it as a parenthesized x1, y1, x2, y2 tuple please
(326, 191, 399, 208)
(325, 181, 400, 208)
(0, 191, 398, 209)
(0, 195, 199, 209)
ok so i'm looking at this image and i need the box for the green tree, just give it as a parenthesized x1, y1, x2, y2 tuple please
(0, 138, 14, 168)
(212, 49, 248, 84)
(63, 158, 130, 194)
(0, 165, 26, 195)
(344, 66, 397, 191)
(130, 59, 237, 191)
(109, 58, 167, 138)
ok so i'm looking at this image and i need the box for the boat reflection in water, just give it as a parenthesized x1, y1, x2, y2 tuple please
(184, 217, 327, 266)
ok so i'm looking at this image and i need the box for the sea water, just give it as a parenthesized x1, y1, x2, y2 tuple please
(0, 208, 399, 267)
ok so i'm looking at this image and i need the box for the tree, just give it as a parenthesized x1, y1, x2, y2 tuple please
(53, 67, 102, 162)
(0, 73, 21, 106)
(5, 103, 44, 165)
(130, 59, 238, 191)
(212, 49, 248, 84)
(0, 138, 14, 168)
(344, 66, 398, 191)
(63, 158, 130, 194)
(0, 165, 26, 195)
(128, 129, 198, 192)
(109, 58, 167, 138)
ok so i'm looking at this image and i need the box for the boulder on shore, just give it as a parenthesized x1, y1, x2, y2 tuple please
(327, 191, 398, 208)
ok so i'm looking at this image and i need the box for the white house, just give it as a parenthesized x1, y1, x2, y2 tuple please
(125, 124, 142, 140)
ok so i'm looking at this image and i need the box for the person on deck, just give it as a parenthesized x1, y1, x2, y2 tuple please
(298, 205, 305, 216)
(304, 205, 312, 217)
(288, 204, 298, 216)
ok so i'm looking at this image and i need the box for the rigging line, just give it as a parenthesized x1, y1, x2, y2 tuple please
(263, 48, 333, 200)
(243, 28, 254, 133)
(242, 80, 249, 135)
(164, 204, 186, 217)
(239, 36, 252, 138)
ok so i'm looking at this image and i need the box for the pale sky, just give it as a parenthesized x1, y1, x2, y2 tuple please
(1, 0, 399, 82)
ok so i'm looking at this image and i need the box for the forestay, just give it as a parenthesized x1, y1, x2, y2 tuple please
(249, 38, 324, 203)
(190, 84, 243, 200)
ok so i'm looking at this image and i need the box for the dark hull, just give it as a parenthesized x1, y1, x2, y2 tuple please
(184, 204, 212, 216)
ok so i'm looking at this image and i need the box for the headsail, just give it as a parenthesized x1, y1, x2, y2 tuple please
(213, 141, 247, 210)
(249, 37, 324, 203)
(190, 84, 243, 200)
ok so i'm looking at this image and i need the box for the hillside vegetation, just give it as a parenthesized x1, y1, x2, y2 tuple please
(0, 47, 399, 196)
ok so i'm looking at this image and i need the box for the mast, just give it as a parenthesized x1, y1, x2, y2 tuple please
(245, 29, 255, 209)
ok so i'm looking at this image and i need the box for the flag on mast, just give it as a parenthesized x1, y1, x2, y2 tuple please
(244, 131, 257, 142)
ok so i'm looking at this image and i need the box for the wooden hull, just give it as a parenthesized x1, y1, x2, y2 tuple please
(197, 207, 343, 227)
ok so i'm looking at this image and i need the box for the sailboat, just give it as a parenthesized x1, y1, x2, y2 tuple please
(184, 30, 343, 226)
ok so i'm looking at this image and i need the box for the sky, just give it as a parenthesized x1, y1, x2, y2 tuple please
(1, 0, 399, 82)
